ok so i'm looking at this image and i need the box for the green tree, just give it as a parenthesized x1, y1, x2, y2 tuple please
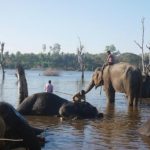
(118, 53, 141, 67)
(104, 44, 120, 55)
(50, 43, 61, 54)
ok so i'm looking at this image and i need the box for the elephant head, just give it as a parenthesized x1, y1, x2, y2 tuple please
(72, 90, 86, 102)
(72, 67, 103, 102)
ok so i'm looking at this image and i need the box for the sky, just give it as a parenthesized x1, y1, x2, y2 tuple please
(0, 0, 150, 55)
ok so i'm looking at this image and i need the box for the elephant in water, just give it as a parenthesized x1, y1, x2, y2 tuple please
(141, 75, 150, 98)
(17, 92, 103, 119)
(73, 62, 142, 106)
(59, 101, 103, 119)
(0, 101, 43, 150)
(15, 64, 103, 119)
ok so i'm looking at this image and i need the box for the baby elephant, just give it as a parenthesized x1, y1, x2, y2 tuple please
(72, 90, 86, 103)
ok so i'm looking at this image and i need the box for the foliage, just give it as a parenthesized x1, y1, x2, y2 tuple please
(49, 43, 61, 54)
(118, 53, 141, 67)
(1, 50, 144, 71)
(104, 44, 120, 55)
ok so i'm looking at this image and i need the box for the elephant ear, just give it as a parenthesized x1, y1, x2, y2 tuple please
(93, 69, 103, 87)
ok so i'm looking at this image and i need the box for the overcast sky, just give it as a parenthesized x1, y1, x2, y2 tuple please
(0, 0, 150, 54)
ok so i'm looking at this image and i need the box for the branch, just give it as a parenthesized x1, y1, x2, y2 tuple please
(146, 44, 150, 50)
(134, 40, 142, 49)
(141, 17, 145, 49)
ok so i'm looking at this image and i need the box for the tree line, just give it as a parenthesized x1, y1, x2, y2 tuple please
(1, 50, 149, 71)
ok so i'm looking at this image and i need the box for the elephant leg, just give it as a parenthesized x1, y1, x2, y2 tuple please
(128, 94, 134, 106)
(128, 94, 139, 107)
(105, 86, 115, 103)
(133, 96, 139, 106)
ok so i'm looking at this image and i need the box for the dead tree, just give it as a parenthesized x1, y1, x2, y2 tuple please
(134, 17, 145, 73)
(77, 37, 85, 80)
(146, 44, 150, 75)
(146, 43, 150, 65)
(0, 42, 5, 78)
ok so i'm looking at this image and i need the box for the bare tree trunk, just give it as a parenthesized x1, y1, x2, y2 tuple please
(146, 44, 150, 65)
(146, 44, 150, 75)
(77, 37, 85, 80)
(134, 17, 145, 74)
(16, 64, 28, 104)
(0, 42, 5, 78)
(81, 65, 84, 80)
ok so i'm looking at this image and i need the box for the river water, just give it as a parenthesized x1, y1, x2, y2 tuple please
(0, 69, 150, 150)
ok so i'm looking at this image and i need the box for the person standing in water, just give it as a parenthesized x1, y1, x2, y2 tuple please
(44, 80, 53, 93)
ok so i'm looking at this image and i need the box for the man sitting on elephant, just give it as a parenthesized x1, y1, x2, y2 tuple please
(101, 50, 115, 84)
(106, 50, 115, 65)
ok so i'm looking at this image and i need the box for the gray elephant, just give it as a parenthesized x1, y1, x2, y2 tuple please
(141, 75, 150, 98)
(17, 92, 103, 119)
(0, 101, 43, 150)
(16, 64, 103, 119)
(73, 62, 142, 106)
(59, 101, 103, 119)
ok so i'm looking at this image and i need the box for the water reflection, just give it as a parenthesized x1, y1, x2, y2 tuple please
(75, 78, 86, 92)
(25, 103, 150, 150)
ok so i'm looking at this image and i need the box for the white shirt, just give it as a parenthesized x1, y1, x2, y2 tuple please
(45, 83, 53, 93)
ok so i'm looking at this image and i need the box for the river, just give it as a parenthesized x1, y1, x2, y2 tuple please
(0, 69, 150, 150)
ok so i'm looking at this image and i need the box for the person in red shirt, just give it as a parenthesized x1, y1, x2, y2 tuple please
(100, 51, 115, 84)
(106, 50, 114, 65)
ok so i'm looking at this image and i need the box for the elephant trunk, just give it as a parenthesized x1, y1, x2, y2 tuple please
(84, 80, 95, 94)
(72, 80, 95, 102)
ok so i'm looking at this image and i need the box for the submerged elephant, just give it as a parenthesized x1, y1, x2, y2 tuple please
(17, 92, 103, 119)
(17, 92, 67, 115)
(0, 101, 43, 150)
(59, 101, 103, 119)
(73, 62, 142, 106)
(16, 64, 103, 119)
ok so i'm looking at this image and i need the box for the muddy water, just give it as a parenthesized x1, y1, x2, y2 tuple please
(0, 69, 150, 150)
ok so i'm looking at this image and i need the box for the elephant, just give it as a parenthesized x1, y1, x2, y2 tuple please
(59, 101, 103, 119)
(73, 62, 142, 106)
(138, 119, 150, 136)
(17, 92, 68, 116)
(16, 64, 103, 119)
(17, 92, 103, 119)
(0, 101, 44, 150)
(0, 116, 6, 149)
(141, 75, 150, 98)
